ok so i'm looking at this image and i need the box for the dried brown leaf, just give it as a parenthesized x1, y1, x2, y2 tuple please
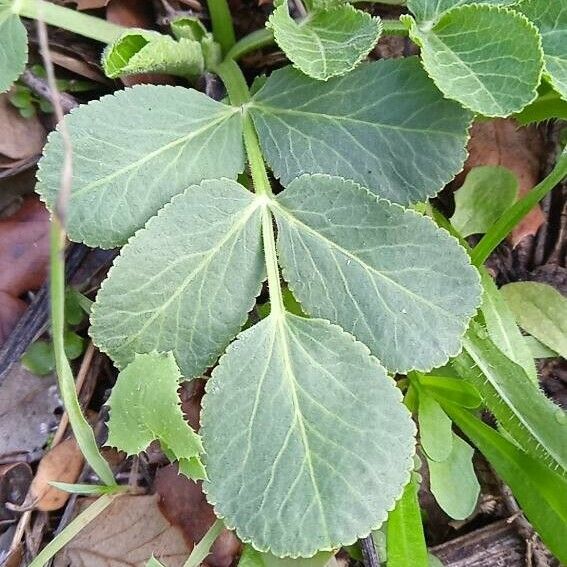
(0, 463, 33, 521)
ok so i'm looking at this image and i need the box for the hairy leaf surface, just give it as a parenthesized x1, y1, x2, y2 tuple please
(90, 179, 265, 377)
(0, 7, 27, 93)
(250, 57, 472, 204)
(106, 352, 205, 479)
(518, 0, 567, 100)
(268, 1, 382, 80)
(271, 175, 481, 372)
(202, 314, 415, 557)
(37, 86, 244, 248)
(407, 0, 517, 23)
(405, 5, 543, 116)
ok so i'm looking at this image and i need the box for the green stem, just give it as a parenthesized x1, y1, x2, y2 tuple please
(28, 493, 119, 567)
(215, 59, 285, 318)
(382, 18, 409, 36)
(206, 0, 236, 55)
(50, 219, 116, 486)
(183, 519, 225, 567)
(471, 151, 567, 266)
(12, 0, 124, 43)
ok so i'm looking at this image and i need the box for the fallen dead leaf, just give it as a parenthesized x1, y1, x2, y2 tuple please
(155, 464, 241, 567)
(464, 119, 545, 246)
(54, 494, 191, 566)
(0, 462, 33, 522)
(24, 437, 84, 511)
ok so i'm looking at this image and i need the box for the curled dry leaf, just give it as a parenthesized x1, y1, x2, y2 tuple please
(54, 494, 191, 567)
(464, 119, 545, 246)
(155, 464, 241, 567)
(0, 462, 33, 521)
(23, 437, 84, 511)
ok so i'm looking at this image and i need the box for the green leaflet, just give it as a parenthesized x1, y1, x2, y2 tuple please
(386, 476, 428, 567)
(90, 179, 265, 377)
(453, 322, 567, 474)
(451, 166, 518, 237)
(239, 544, 334, 567)
(517, 0, 567, 101)
(250, 57, 472, 205)
(418, 393, 452, 462)
(102, 30, 205, 79)
(445, 404, 567, 563)
(202, 313, 416, 557)
(0, 6, 27, 93)
(268, 0, 382, 81)
(501, 281, 567, 359)
(404, 5, 543, 116)
(37, 85, 244, 248)
(417, 375, 482, 408)
(271, 174, 481, 373)
(427, 434, 480, 520)
(407, 0, 518, 23)
(106, 352, 205, 480)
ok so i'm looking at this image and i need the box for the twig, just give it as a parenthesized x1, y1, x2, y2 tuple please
(360, 534, 380, 567)
(21, 69, 78, 114)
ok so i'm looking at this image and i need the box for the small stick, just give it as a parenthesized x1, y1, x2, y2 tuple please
(360, 534, 380, 567)
(21, 69, 78, 114)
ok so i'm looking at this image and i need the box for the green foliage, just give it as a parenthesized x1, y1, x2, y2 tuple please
(0, 3, 27, 93)
(501, 281, 567, 359)
(239, 544, 334, 567)
(202, 313, 415, 556)
(268, 0, 382, 80)
(106, 351, 205, 480)
(417, 392, 452, 462)
(451, 166, 518, 237)
(514, 82, 567, 125)
(406, 0, 518, 23)
(404, 4, 543, 116)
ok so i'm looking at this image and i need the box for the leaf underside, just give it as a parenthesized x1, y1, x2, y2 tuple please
(202, 313, 416, 557)
(250, 56, 472, 205)
(37, 85, 244, 248)
(272, 175, 481, 373)
(406, 5, 543, 117)
(90, 179, 265, 378)
(268, 1, 382, 80)
(0, 9, 27, 93)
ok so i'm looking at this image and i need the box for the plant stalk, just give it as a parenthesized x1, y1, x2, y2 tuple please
(206, 0, 236, 55)
(12, 0, 124, 43)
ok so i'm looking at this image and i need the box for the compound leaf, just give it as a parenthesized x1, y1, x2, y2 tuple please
(404, 5, 543, 116)
(250, 57, 472, 205)
(271, 175, 481, 373)
(37, 85, 244, 248)
(90, 179, 265, 377)
(518, 0, 567, 101)
(407, 0, 517, 23)
(268, 0, 382, 80)
(0, 7, 27, 93)
(202, 313, 416, 557)
(106, 352, 205, 479)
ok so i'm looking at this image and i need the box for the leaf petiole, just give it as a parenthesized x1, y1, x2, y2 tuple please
(206, 0, 236, 55)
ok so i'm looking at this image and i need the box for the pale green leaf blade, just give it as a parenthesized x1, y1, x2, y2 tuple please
(202, 313, 416, 557)
(405, 5, 543, 116)
(106, 352, 205, 479)
(501, 281, 567, 359)
(250, 57, 472, 205)
(90, 179, 265, 377)
(0, 7, 27, 93)
(417, 375, 482, 408)
(418, 394, 452, 462)
(518, 0, 567, 100)
(271, 174, 481, 373)
(268, 1, 382, 80)
(386, 476, 429, 567)
(451, 166, 518, 237)
(239, 544, 334, 567)
(453, 322, 567, 474)
(524, 335, 557, 359)
(147, 557, 166, 567)
(37, 85, 244, 248)
(427, 434, 480, 520)
(407, 0, 518, 23)
(102, 30, 204, 79)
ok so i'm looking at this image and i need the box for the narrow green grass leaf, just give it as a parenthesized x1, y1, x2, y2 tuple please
(386, 476, 428, 567)
(444, 404, 567, 564)
(106, 352, 205, 479)
(500, 281, 567, 359)
(0, 5, 27, 93)
(418, 394, 452, 462)
(202, 313, 416, 557)
(250, 57, 472, 205)
(37, 86, 244, 248)
(268, 1, 382, 80)
(427, 434, 480, 520)
(271, 174, 481, 373)
(90, 179, 265, 378)
(451, 166, 518, 237)
(453, 322, 567, 474)
(405, 5, 543, 116)
(518, 0, 567, 101)
(417, 375, 481, 408)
